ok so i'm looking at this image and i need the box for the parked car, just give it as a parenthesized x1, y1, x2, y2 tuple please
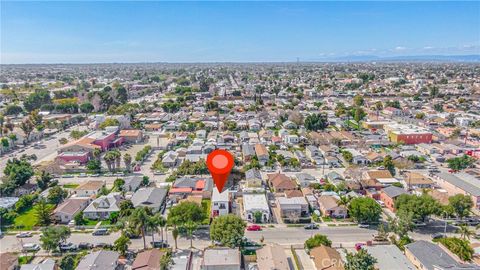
(304, 224, 319, 230)
(94, 243, 112, 248)
(431, 233, 446, 239)
(16, 232, 33, 238)
(22, 243, 40, 252)
(78, 242, 93, 249)
(358, 223, 370, 228)
(92, 228, 109, 236)
(151, 241, 169, 248)
(246, 225, 262, 231)
(354, 243, 365, 251)
(59, 243, 77, 252)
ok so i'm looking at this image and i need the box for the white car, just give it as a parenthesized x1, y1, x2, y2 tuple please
(16, 232, 33, 238)
(22, 243, 40, 252)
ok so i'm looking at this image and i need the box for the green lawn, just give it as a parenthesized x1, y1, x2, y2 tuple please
(13, 207, 37, 230)
(83, 219, 101, 226)
(201, 199, 211, 225)
(18, 256, 34, 265)
(63, 183, 80, 189)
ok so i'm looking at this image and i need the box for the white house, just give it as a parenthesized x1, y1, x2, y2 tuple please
(283, 134, 299, 145)
(243, 193, 270, 223)
(344, 148, 368, 165)
(211, 189, 230, 218)
(83, 193, 122, 220)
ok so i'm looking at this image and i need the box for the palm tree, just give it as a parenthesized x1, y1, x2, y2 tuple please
(457, 224, 474, 240)
(20, 119, 34, 144)
(169, 216, 180, 250)
(0, 114, 4, 137)
(123, 153, 132, 172)
(129, 207, 151, 249)
(157, 215, 167, 243)
(338, 195, 351, 218)
(183, 221, 198, 249)
(104, 152, 114, 172)
(93, 149, 101, 160)
(113, 150, 121, 171)
(9, 134, 17, 149)
(146, 214, 159, 245)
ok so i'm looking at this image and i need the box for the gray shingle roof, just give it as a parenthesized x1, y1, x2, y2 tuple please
(382, 186, 408, 198)
(404, 241, 458, 270)
(131, 187, 167, 210)
(76, 250, 119, 270)
(437, 173, 480, 196)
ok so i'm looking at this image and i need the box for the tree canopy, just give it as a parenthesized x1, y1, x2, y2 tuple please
(304, 113, 329, 131)
(167, 201, 205, 225)
(348, 197, 382, 224)
(345, 249, 377, 270)
(394, 194, 441, 222)
(304, 234, 332, 250)
(210, 214, 246, 248)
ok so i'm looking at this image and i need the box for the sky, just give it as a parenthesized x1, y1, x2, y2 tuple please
(1, 1, 479, 64)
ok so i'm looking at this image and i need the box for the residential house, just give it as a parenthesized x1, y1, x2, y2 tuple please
(76, 250, 121, 270)
(118, 129, 143, 143)
(344, 148, 368, 165)
(317, 195, 347, 218)
(243, 193, 270, 223)
(306, 145, 322, 161)
(245, 168, 263, 188)
(20, 259, 57, 270)
(122, 176, 143, 192)
(282, 120, 297, 129)
(201, 248, 241, 270)
(169, 177, 212, 200)
(131, 249, 164, 270)
(402, 172, 434, 190)
(364, 245, 415, 270)
(74, 181, 105, 197)
(162, 151, 179, 168)
(380, 186, 408, 211)
(53, 197, 91, 224)
(0, 253, 18, 270)
(404, 241, 464, 270)
(326, 171, 344, 186)
(256, 244, 290, 270)
(362, 170, 396, 191)
(295, 173, 317, 188)
(433, 172, 480, 210)
(276, 197, 309, 222)
(283, 134, 299, 145)
(242, 144, 255, 162)
(267, 173, 297, 192)
(211, 188, 230, 217)
(83, 193, 122, 220)
(131, 188, 167, 213)
(254, 144, 269, 166)
(248, 119, 261, 131)
(310, 245, 345, 270)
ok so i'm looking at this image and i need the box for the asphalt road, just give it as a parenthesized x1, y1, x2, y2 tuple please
(0, 125, 88, 177)
(0, 226, 379, 254)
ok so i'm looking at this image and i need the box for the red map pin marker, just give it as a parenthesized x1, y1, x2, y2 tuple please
(206, 149, 234, 193)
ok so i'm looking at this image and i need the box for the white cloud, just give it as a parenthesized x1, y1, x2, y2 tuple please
(394, 46, 407, 51)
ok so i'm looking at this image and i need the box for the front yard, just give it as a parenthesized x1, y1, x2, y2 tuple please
(13, 207, 37, 230)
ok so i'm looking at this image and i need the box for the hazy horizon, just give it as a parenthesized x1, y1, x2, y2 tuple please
(1, 1, 479, 64)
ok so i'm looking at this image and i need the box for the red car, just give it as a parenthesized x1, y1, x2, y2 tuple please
(247, 225, 262, 231)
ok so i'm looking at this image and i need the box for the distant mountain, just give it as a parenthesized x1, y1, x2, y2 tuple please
(314, 54, 480, 63)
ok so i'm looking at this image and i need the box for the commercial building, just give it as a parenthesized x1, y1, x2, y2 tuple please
(385, 124, 432, 145)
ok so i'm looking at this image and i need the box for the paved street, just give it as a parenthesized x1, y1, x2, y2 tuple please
(0, 125, 88, 177)
(0, 226, 387, 254)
